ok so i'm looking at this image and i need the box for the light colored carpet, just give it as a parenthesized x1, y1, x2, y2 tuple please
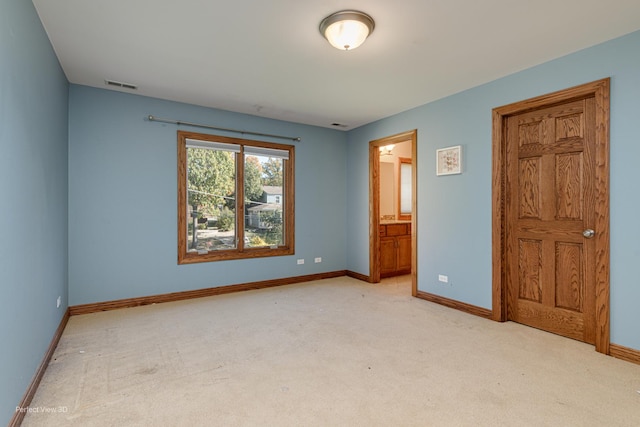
(22, 276, 640, 426)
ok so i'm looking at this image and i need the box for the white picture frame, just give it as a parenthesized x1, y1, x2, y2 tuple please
(436, 145, 462, 176)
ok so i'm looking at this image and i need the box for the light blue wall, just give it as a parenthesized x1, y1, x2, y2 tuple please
(68, 86, 347, 305)
(347, 30, 640, 350)
(0, 0, 69, 424)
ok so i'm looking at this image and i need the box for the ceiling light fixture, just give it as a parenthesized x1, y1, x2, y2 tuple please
(319, 10, 375, 51)
(379, 144, 395, 156)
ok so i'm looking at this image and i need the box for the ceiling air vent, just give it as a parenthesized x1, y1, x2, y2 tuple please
(104, 79, 138, 90)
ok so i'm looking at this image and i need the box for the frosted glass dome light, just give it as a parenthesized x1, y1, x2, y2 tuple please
(320, 10, 375, 51)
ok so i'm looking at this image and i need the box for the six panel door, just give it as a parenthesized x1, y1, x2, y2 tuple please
(506, 97, 596, 344)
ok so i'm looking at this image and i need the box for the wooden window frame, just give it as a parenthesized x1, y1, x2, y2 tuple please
(177, 131, 295, 264)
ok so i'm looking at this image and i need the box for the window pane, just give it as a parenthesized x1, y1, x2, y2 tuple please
(186, 146, 237, 253)
(245, 154, 284, 248)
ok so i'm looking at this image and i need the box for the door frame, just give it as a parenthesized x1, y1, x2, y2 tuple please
(369, 130, 418, 295)
(491, 78, 610, 354)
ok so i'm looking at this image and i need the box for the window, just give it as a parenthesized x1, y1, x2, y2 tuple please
(398, 157, 412, 221)
(178, 131, 294, 264)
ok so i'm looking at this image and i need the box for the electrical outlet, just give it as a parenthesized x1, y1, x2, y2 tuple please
(438, 274, 448, 283)
(314, 257, 322, 263)
(56, 296, 61, 308)
(297, 259, 305, 265)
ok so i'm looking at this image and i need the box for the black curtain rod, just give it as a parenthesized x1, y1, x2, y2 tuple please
(146, 115, 301, 142)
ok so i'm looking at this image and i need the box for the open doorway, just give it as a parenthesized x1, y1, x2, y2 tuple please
(369, 130, 417, 295)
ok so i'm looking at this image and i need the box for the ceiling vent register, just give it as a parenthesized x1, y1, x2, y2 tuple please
(104, 79, 138, 90)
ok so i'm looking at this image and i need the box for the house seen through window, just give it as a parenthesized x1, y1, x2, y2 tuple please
(177, 131, 294, 264)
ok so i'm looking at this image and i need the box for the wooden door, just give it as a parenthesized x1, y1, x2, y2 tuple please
(493, 79, 610, 353)
(505, 97, 597, 343)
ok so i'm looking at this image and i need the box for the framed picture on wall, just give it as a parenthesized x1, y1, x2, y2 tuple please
(436, 145, 462, 176)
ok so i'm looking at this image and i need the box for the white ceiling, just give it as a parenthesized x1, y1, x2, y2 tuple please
(32, 0, 640, 131)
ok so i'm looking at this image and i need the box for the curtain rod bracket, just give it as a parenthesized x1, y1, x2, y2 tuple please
(146, 115, 301, 142)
